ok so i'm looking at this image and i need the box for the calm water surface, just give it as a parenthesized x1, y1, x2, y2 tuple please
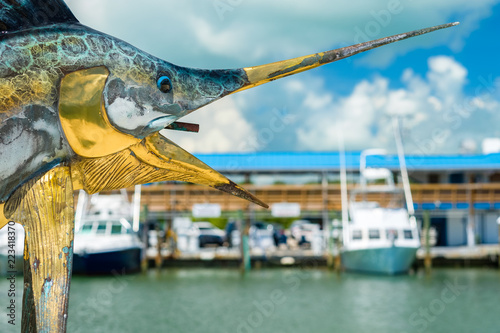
(1, 268, 499, 333)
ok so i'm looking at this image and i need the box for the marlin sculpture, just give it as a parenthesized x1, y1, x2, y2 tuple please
(0, 0, 457, 331)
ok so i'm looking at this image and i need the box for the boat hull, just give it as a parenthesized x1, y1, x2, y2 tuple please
(73, 247, 142, 275)
(342, 246, 417, 275)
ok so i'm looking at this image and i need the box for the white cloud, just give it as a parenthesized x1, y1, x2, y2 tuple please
(66, 0, 498, 68)
(292, 56, 500, 154)
(161, 97, 255, 153)
(145, 56, 500, 155)
(427, 55, 467, 102)
(62, 1, 500, 155)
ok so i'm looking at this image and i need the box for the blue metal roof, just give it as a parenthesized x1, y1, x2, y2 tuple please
(369, 153, 500, 171)
(194, 151, 500, 173)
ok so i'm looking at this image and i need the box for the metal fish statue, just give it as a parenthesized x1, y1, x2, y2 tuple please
(0, 0, 458, 219)
(0, 0, 458, 331)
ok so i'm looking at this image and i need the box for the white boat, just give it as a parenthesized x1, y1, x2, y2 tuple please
(340, 120, 420, 274)
(73, 190, 144, 274)
(341, 186, 420, 274)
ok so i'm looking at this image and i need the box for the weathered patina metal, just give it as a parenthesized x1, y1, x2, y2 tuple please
(0, 0, 458, 331)
(0, 5, 457, 207)
(6, 166, 74, 333)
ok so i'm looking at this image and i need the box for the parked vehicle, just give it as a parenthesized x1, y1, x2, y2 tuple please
(290, 220, 320, 246)
(224, 220, 240, 248)
(194, 222, 224, 247)
(174, 217, 200, 253)
(272, 223, 287, 246)
(250, 222, 275, 250)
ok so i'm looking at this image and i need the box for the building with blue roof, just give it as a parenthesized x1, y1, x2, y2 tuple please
(141, 151, 500, 248)
(195, 151, 500, 173)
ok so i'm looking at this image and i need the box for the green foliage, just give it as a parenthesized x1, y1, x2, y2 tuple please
(192, 217, 228, 229)
(255, 217, 296, 229)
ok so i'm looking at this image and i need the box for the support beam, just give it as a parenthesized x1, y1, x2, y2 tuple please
(5, 166, 74, 333)
(467, 189, 476, 247)
(321, 171, 329, 229)
(423, 210, 432, 274)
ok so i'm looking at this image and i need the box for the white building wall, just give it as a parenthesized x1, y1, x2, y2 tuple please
(446, 211, 467, 246)
(481, 212, 499, 244)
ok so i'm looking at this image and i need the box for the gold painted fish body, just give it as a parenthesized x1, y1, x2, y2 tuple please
(0, 22, 251, 203)
(0, 0, 459, 209)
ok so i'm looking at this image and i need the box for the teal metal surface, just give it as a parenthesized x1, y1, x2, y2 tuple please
(342, 247, 419, 275)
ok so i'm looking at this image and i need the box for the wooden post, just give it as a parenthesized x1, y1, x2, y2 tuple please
(334, 248, 342, 272)
(5, 166, 74, 333)
(164, 215, 178, 262)
(325, 221, 334, 270)
(322, 172, 333, 268)
(140, 204, 149, 272)
(155, 223, 163, 268)
(423, 210, 432, 274)
(331, 220, 342, 272)
(239, 210, 251, 274)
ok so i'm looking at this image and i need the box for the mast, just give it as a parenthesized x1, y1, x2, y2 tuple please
(338, 129, 349, 243)
(392, 118, 416, 225)
(133, 184, 142, 232)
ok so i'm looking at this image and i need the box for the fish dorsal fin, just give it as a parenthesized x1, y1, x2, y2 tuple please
(70, 132, 269, 209)
(0, 0, 78, 33)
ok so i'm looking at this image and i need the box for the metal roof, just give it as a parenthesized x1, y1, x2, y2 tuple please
(194, 151, 500, 173)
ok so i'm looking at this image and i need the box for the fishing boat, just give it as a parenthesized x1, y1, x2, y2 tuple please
(340, 120, 420, 274)
(73, 189, 144, 274)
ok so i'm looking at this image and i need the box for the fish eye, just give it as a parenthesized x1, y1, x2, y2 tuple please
(157, 76, 172, 93)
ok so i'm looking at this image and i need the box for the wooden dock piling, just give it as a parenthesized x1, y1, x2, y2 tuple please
(239, 210, 251, 274)
(423, 210, 432, 274)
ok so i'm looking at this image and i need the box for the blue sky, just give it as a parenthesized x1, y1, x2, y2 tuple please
(66, 0, 500, 155)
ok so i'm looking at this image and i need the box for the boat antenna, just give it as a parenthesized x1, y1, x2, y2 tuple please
(392, 117, 415, 219)
(132, 184, 142, 232)
(338, 128, 350, 243)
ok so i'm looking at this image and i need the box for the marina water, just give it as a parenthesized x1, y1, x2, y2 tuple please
(1, 268, 499, 332)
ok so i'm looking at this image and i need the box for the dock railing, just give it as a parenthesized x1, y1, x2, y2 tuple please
(100, 183, 500, 213)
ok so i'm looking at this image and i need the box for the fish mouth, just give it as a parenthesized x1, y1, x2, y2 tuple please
(138, 115, 178, 138)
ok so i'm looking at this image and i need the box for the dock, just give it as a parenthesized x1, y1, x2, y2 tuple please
(416, 244, 500, 267)
(146, 245, 500, 269)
